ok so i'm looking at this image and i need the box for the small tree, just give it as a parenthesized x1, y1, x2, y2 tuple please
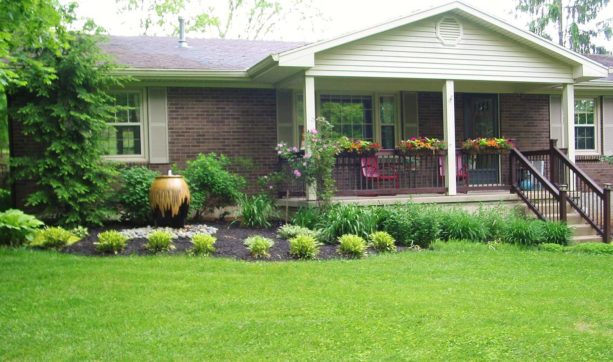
(8, 22, 125, 226)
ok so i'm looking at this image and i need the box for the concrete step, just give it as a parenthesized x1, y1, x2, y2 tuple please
(542, 212, 583, 223)
(570, 224, 598, 237)
(572, 234, 603, 243)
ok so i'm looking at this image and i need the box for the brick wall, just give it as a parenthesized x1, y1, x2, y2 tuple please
(163, 87, 278, 193)
(576, 159, 613, 187)
(499, 94, 550, 151)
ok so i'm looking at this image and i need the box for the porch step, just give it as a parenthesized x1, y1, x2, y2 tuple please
(569, 224, 598, 237)
(571, 235, 603, 243)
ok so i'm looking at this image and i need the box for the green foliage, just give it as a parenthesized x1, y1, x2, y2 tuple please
(277, 224, 319, 240)
(476, 206, 507, 241)
(8, 25, 124, 227)
(146, 230, 174, 253)
(291, 207, 321, 229)
(30, 227, 79, 249)
(382, 204, 439, 248)
(70, 226, 89, 239)
(567, 242, 613, 255)
(177, 153, 245, 218)
(289, 234, 320, 260)
(539, 243, 565, 252)
(539, 222, 571, 246)
(118, 166, 159, 225)
(0, 209, 44, 247)
(244, 235, 274, 259)
(317, 204, 379, 243)
(338, 234, 367, 259)
(189, 234, 216, 256)
(95, 230, 128, 254)
(502, 218, 542, 246)
(257, 171, 288, 198)
(515, 0, 612, 54)
(0, 188, 10, 211)
(439, 209, 487, 242)
(369, 231, 396, 253)
(238, 194, 278, 228)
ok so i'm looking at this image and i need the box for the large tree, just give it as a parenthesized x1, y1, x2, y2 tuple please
(515, 0, 612, 54)
(115, 0, 322, 39)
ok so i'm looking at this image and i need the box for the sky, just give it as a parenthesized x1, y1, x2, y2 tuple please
(66, 0, 613, 45)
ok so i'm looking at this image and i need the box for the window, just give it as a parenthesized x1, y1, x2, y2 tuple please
(379, 95, 396, 149)
(103, 92, 144, 157)
(575, 99, 597, 151)
(320, 95, 373, 141)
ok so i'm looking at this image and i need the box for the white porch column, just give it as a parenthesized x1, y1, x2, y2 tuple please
(561, 83, 576, 163)
(304, 75, 317, 201)
(443, 80, 457, 196)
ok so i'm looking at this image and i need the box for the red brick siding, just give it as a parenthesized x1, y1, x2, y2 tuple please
(499, 94, 550, 151)
(163, 87, 278, 193)
(576, 160, 613, 186)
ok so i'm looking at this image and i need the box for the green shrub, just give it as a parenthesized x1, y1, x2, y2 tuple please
(146, 230, 175, 253)
(238, 194, 278, 228)
(289, 234, 320, 260)
(277, 224, 319, 240)
(539, 221, 571, 246)
(291, 207, 321, 229)
(369, 231, 396, 253)
(0, 188, 10, 211)
(338, 234, 367, 259)
(95, 230, 128, 254)
(475, 206, 507, 241)
(190, 234, 216, 256)
(567, 242, 613, 255)
(382, 204, 439, 248)
(318, 204, 378, 243)
(177, 153, 246, 218)
(117, 166, 158, 225)
(539, 243, 565, 252)
(31, 227, 79, 249)
(0, 209, 44, 247)
(71, 226, 89, 239)
(244, 235, 274, 259)
(502, 218, 542, 246)
(439, 209, 487, 242)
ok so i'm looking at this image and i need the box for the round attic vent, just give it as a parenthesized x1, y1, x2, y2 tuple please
(436, 17, 463, 46)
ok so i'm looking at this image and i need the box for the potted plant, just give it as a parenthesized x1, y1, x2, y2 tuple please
(396, 137, 447, 156)
(461, 137, 513, 154)
(337, 137, 382, 157)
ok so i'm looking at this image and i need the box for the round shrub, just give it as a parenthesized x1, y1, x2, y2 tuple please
(146, 230, 174, 253)
(338, 234, 367, 259)
(539, 243, 565, 252)
(31, 227, 79, 249)
(95, 230, 128, 254)
(190, 234, 216, 256)
(117, 166, 159, 225)
(369, 231, 396, 253)
(277, 224, 319, 240)
(289, 234, 320, 260)
(539, 221, 571, 246)
(244, 235, 274, 259)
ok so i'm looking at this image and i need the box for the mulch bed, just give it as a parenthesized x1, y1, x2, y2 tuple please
(63, 222, 408, 261)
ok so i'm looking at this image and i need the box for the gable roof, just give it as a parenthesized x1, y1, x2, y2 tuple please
(274, 1, 608, 81)
(102, 36, 305, 71)
(586, 55, 613, 81)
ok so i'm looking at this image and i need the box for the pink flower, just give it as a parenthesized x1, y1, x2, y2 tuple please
(310, 129, 318, 135)
(304, 152, 311, 159)
(293, 169, 302, 177)
(292, 147, 298, 152)
(268, 185, 273, 190)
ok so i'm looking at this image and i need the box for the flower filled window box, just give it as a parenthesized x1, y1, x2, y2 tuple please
(462, 137, 513, 154)
(396, 137, 447, 156)
(337, 137, 382, 157)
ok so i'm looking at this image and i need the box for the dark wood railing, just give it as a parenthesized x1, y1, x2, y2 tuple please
(509, 147, 567, 222)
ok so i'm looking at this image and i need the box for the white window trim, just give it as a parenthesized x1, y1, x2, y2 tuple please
(575, 97, 600, 156)
(103, 88, 149, 163)
(313, 90, 401, 148)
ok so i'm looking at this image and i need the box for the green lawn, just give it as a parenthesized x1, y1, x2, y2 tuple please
(1, 243, 612, 361)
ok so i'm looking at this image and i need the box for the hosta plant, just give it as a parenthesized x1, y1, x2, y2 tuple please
(95, 230, 128, 254)
(146, 230, 175, 253)
(369, 231, 396, 253)
(190, 234, 216, 256)
(31, 227, 79, 249)
(289, 234, 320, 260)
(244, 235, 274, 259)
(338, 234, 367, 259)
(0, 209, 44, 247)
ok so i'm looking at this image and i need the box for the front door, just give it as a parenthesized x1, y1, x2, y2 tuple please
(463, 94, 500, 185)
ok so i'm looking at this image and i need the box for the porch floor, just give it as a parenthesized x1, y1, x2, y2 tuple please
(277, 190, 522, 209)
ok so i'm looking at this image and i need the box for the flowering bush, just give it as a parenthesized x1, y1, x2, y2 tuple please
(462, 137, 513, 152)
(397, 137, 447, 155)
(338, 137, 381, 156)
(276, 117, 339, 203)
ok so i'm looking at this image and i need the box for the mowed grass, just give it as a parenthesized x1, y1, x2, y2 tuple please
(1, 242, 612, 361)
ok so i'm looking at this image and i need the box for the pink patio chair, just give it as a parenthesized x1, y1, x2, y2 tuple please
(438, 154, 468, 181)
(360, 155, 400, 189)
